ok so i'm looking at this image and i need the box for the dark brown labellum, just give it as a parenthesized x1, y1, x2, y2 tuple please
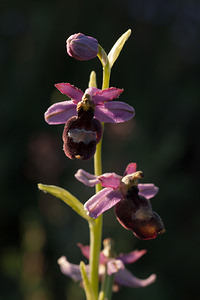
(62, 115, 102, 160)
(115, 187, 165, 240)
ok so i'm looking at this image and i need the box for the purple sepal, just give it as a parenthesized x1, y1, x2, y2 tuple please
(118, 249, 147, 264)
(123, 162, 137, 176)
(75, 169, 100, 186)
(44, 100, 77, 124)
(78, 243, 106, 264)
(55, 83, 83, 102)
(114, 268, 156, 288)
(58, 256, 89, 281)
(92, 88, 124, 104)
(77, 243, 90, 260)
(75, 170, 121, 189)
(98, 172, 121, 189)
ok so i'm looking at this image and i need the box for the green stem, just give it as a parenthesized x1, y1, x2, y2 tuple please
(89, 216, 103, 299)
(103, 273, 114, 300)
(89, 137, 104, 299)
(89, 49, 111, 299)
(98, 271, 114, 300)
(102, 62, 111, 90)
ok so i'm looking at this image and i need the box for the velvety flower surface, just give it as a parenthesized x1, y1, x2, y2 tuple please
(44, 83, 135, 125)
(66, 33, 98, 61)
(75, 163, 165, 239)
(57, 243, 156, 289)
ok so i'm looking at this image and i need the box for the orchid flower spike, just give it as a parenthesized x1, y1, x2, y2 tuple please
(75, 163, 165, 240)
(45, 83, 135, 160)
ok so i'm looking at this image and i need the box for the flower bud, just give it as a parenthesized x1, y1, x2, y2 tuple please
(66, 33, 98, 61)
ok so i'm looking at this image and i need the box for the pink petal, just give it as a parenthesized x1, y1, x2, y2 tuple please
(84, 87, 101, 97)
(77, 243, 90, 260)
(99, 252, 107, 264)
(77, 243, 106, 264)
(123, 163, 137, 176)
(138, 183, 159, 200)
(98, 172, 121, 189)
(114, 268, 156, 288)
(55, 83, 83, 102)
(95, 101, 135, 123)
(84, 188, 122, 218)
(44, 100, 77, 124)
(75, 169, 100, 186)
(117, 249, 147, 264)
(92, 88, 124, 104)
(107, 259, 125, 276)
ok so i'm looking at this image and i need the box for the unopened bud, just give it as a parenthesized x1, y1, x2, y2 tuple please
(66, 33, 98, 61)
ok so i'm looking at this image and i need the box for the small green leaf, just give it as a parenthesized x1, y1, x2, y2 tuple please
(108, 29, 132, 68)
(38, 183, 93, 222)
(80, 261, 96, 300)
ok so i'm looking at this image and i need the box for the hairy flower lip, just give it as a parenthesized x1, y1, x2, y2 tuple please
(62, 114, 102, 160)
(115, 199, 165, 240)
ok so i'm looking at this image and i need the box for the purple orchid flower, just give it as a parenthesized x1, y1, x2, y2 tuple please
(66, 33, 99, 61)
(57, 241, 156, 290)
(75, 163, 165, 240)
(45, 83, 135, 160)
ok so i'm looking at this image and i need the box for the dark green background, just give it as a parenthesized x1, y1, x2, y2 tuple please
(1, 0, 200, 299)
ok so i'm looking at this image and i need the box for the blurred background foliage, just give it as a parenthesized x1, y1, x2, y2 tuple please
(0, 0, 200, 299)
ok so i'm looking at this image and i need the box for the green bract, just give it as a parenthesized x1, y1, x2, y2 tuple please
(38, 183, 93, 223)
(108, 29, 132, 68)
